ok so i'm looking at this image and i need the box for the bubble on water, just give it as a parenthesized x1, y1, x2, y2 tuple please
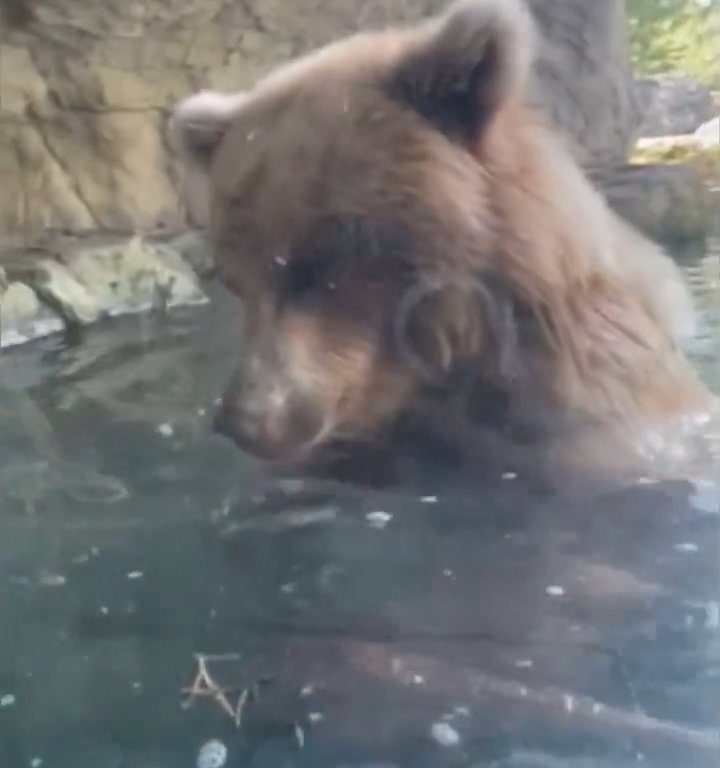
(430, 721, 461, 747)
(156, 423, 174, 437)
(546, 585, 565, 597)
(366, 511, 393, 528)
(420, 496, 438, 504)
(674, 542, 699, 553)
(0, 694, 16, 708)
(197, 740, 227, 768)
(38, 573, 66, 588)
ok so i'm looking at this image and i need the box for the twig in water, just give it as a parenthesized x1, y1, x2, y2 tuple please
(181, 653, 242, 721)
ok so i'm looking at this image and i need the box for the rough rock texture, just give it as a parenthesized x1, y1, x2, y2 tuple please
(2, 0, 708, 348)
(0, 266, 64, 347)
(0, 235, 207, 347)
(635, 75, 715, 138)
(695, 116, 720, 147)
(0, 0, 639, 242)
(527, 0, 639, 171)
(596, 163, 711, 244)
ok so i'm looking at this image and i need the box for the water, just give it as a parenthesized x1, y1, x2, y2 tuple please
(0, 245, 718, 768)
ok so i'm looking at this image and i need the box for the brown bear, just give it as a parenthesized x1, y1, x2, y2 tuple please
(171, 0, 714, 485)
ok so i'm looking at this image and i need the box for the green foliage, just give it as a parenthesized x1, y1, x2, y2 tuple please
(627, 0, 720, 87)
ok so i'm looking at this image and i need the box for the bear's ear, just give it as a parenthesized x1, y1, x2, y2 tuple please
(169, 90, 247, 168)
(387, 0, 535, 143)
(395, 273, 521, 387)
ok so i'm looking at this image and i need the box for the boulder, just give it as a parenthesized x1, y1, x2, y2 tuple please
(596, 163, 710, 243)
(635, 75, 715, 138)
(0, 0, 638, 241)
(0, 267, 64, 348)
(694, 116, 720, 148)
(3, 236, 207, 330)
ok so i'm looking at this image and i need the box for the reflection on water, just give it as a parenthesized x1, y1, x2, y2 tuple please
(0, 246, 718, 768)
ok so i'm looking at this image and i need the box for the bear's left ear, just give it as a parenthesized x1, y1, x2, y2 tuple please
(169, 90, 247, 168)
(387, 0, 535, 144)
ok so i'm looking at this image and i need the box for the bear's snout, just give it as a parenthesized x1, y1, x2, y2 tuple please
(212, 360, 328, 461)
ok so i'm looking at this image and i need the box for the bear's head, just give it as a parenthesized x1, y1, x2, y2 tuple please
(171, 0, 538, 462)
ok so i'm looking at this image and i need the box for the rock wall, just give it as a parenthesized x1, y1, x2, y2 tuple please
(1, 0, 639, 243)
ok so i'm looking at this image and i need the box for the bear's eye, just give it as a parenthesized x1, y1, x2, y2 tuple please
(284, 255, 335, 298)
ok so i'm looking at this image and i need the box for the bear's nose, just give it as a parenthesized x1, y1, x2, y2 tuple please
(212, 393, 327, 461)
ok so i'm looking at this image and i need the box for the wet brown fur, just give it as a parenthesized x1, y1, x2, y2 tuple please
(172, 0, 712, 484)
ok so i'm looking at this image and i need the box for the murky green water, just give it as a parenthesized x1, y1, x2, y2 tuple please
(0, 244, 718, 768)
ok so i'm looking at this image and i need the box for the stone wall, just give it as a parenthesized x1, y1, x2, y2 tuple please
(1, 0, 639, 243)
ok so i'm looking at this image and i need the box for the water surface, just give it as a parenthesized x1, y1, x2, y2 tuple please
(0, 244, 719, 768)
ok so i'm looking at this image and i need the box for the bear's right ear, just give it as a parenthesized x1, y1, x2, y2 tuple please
(387, 0, 535, 144)
(169, 90, 247, 168)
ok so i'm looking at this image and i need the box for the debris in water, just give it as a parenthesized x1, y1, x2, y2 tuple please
(546, 585, 565, 597)
(127, 571, 144, 580)
(157, 423, 174, 437)
(294, 723, 305, 749)
(366, 510, 393, 528)
(0, 694, 16, 708)
(234, 688, 249, 729)
(182, 654, 241, 721)
(300, 685, 315, 697)
(420, 496, 438, 504)
(308, 712, 324, 723)
(502, 471, 518, 480)
(675, 542, 699, 553)
(38, 573, 66, 588)
(706, 602, 720, 630)
(196, 739, 227, 768)
(30, 758, 43, 768)
(430, 721, 461, 747)
(515, 659, 534, 669)
(221, 506, 337, 536)
(181, 653, 270, 731)
(99, 606, 110, 615)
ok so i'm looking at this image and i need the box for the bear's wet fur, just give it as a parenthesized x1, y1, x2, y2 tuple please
(171, 0, 712, 486)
